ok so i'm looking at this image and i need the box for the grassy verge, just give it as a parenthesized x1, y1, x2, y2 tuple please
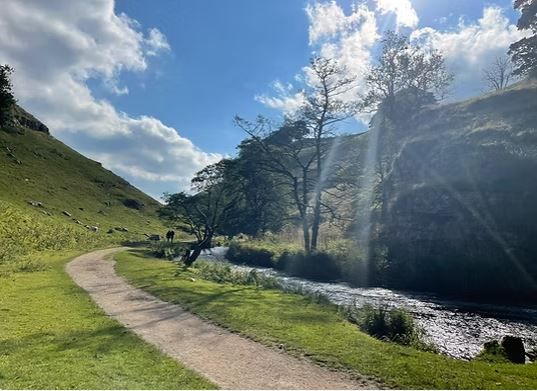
(0, 250, 214, 389)
(115, 249, 537, 389)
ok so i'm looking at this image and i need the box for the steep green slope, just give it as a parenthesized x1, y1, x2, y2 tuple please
(1, 112, 165, 233)
(1, 107, 168, 264)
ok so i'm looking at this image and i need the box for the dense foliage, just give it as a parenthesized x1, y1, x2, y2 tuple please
(226, 239, 373, 285)
(0, 64, 15, 127)
(509, 0, 537, 76)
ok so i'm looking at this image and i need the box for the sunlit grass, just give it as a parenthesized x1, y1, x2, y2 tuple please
(0, 251, 214, 389)
(116, 249, 537, 390)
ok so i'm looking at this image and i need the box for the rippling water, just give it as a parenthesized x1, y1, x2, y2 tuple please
(197, 247, 537, 359)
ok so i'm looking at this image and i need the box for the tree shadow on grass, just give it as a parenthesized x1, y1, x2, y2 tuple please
(0, 325, 137, 357)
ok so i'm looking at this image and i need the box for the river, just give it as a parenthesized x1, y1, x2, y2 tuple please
(195, 247, 537, 360)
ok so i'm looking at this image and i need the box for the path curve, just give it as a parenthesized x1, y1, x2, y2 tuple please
(67, 248, 378, 390)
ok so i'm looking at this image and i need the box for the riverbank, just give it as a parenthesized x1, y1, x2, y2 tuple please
(68, 248, 372, 389)
(0, 249, 213, 389)
(115, 249, 537, 389)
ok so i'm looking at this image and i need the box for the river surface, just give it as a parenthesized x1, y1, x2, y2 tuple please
(195, 247, 537, 360)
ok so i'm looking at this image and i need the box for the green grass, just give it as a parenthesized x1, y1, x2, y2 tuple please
(115, 249, 537, 390)
(0, 200, 106, 269)
(0, 127, 168, 240)
(0, 250, 215, 389)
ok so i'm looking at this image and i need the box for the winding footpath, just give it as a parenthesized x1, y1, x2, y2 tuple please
(66, 248, 378, 390)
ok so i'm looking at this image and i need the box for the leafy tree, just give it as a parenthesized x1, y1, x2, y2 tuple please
(160, 160, 239, 266)
(363, 31, 453, 120)
(221, 141, 290, 236)
(235, 117, 315, 250)
(509, 0, 537, 76)
(361, 31, 453, 257)
(0, 64, 16, 127)
(482, 56, 515, 91)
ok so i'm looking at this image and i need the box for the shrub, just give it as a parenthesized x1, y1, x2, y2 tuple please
(346, 304, 425, 346)
(150, 242, 187, 260)
(226, 241, 277, 267)
(122, 198, 143, 210)
(277, 250, 341, 281)
(475, 341, 510, 363)
(225, 239, 370, 284)
(191, 260, 281, 288)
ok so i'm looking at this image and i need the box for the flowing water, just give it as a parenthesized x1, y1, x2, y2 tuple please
(196, 247, 537, 360)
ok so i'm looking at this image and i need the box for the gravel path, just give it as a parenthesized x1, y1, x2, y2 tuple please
(66, 248, 379, 389)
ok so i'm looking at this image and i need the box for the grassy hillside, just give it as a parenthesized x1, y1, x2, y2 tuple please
(1, 107, 170, 267)
(2, 112, 167, 225)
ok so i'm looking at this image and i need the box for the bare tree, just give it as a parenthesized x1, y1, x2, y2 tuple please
(302, 57, 359, 251)
(235, 57, 359, 253)
(482, 56, 515, 91)
(234, 117, 316, 252)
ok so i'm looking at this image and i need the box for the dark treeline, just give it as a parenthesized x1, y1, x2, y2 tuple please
(161, 2, 537, 304)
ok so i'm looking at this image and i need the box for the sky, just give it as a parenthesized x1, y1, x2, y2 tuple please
(0, 0, 525, 200)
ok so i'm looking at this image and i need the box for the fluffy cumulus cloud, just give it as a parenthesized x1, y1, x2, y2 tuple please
(311, 3, 378, 90)
(375, 0, 419, 29)
(254, 81, 306, 113)
(411, 6, 527, 95)
(0, 0, 220, 199)
(257, 1, 378, 119)
(257, 1, 525, 119)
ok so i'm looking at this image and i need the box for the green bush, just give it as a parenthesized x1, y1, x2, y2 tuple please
(150, 242, 188, 260)
(226, 241, 276, 267)
(475, 341, 510, 363)
(225, 239, 369, 285)
(277, 250, 341, 281)
(190, 260, 281, 289)
(345, 304, 426, 347)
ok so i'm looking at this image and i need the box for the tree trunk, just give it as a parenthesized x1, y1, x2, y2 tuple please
(301, 168, 312, 253)
(310, 133, 323, 252)
(302, 217, 311, 253)
(184, 235, 213, 267)
(310, 191, 321, 251)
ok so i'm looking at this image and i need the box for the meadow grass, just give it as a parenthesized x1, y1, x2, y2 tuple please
(116, 249, 537, 390)
(0, 250, 215, 389)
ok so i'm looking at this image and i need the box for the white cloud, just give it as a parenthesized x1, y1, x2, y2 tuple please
(254, 81, 306, 114)
(257, 2, 378, 123)
(145, 28, 171, 56)
(411, 6, 527, 96)
(0, 0, 220, 196)
(305, 1, 372, 44)
(375, 0, 419, 29)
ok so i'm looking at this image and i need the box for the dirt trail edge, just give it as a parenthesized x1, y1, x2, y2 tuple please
(67, 248, 379, 390)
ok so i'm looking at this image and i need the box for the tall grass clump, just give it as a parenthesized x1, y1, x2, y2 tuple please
(226, 238, 369, 285)
(0, 201, 103, 271)
(150, 241, 188, 260)
(344, 304, 432, 350)
(189, 260, 281, 289)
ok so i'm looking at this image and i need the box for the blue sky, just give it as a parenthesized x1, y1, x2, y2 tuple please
(111, 0, 518, 154)
(0, 0, 524, 199)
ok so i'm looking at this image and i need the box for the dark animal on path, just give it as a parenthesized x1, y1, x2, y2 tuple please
(165, 230, 175, 242)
